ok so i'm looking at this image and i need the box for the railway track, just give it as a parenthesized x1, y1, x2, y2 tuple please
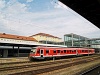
(9, 56, 100, 75)
(0, 55, 99, 72)
(0, 54, 98, 66)
(0, 61, 31, 65)
(0, 55, 99, 75)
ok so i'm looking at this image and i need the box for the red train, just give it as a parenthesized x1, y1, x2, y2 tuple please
(29, 46, 95, 61)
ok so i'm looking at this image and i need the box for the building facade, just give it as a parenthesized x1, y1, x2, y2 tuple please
(64, 33, 89, 47)
(64, 33, 100, 53)
(88, 38, 100, 53)
(30, 33, 63, 45)
(0, 33, 38, 58)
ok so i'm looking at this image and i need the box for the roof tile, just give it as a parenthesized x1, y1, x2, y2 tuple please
(0, 33, 38, 42)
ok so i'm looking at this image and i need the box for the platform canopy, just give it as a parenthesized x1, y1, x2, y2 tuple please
(59, 0, 100, 28)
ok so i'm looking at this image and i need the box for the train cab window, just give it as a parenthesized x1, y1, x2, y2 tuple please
(31, 48, 36, 53)
(53, 50, 56, 53)
(30, 50, 33, 53)
(46, 50, 49, 53)
(64, 50, 66, 53)
(57, 50, 60, 53)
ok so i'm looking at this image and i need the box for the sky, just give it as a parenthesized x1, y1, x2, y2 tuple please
(0, 0, 100, 40)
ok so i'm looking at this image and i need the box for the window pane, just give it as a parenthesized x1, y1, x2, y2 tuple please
(61, 51, 63, 53)
(57, 50, 60, 53)
(64, 50, 66, 53)
(46, 50, 49, 53)
(53, 50, 56, 53)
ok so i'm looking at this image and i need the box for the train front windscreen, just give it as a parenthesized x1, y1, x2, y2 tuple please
(30, 48, 36, 54)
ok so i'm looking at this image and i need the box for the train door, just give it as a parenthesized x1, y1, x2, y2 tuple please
(40, 49, 44, 57)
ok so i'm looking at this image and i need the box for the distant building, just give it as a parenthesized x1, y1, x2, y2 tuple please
(88, 38, 100, 53)
(0, 33, 38, 57)
(64, 33, 100, 53)
(30, 33, 63, 45)
(64, 33, 89, 47)
(0, 33, 37, 42)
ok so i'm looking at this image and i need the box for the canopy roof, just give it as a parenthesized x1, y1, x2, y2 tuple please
(59, 0, 100, 28)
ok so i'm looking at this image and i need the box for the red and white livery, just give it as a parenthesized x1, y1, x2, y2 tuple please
(29, 46, 95, 60)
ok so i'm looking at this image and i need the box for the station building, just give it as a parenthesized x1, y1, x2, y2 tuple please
(0, 33, 64, 58)
(30, 33, 63, 45)
(0, 33, 38, 58)
(0, 32, 100, 58)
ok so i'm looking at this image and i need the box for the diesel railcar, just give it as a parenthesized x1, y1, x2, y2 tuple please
(29, 46, 95, 61)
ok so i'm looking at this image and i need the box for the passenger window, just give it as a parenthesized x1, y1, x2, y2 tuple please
(72, 50, 74, 53)
(61, 51, 63, 53)
(53, 50, 56, 53)
(46, 50, 49, 53)
(64, 50, 66, 53)
(74, 50, 76, 52)
(67, 50, 69, 53)
(57, 50, 60, 53)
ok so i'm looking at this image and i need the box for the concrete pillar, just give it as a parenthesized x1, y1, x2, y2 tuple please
(18, 46, 19, 57)
(64, 35, 65, 46)
(12, 46, 14, 56)
(64, 35, 65, 45)
(72, 34, 74, 47)
(3, 50, 8, 58)
(79, 36, 81, 47)
(13, 46, 14, 50)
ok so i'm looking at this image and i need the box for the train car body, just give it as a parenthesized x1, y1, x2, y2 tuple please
(29, 46, 95, 60)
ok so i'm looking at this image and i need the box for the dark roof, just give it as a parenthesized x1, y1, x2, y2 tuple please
(0, 33, 37, 42)
(59, 0, 100, 28)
